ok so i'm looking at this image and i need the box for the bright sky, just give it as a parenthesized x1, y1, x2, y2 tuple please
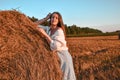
(0, 0, 120, 32)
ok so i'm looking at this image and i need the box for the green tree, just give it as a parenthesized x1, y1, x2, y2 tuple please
(28, 16, 38, 22)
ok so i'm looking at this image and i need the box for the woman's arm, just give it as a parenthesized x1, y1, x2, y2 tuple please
(49, 29, 67, 51)
(37, 27, 52, 44)
(35, 13, 51, 25)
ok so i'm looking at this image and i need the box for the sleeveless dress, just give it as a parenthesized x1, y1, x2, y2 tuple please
(38, 25, 76, 80)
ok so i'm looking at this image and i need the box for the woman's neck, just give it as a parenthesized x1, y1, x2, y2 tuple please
(50, 25, 57, 30)
(49, 25, 58, 36)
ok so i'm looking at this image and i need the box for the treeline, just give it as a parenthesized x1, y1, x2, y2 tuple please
(64, 24, 102, 36)
(28, 16, 119, 37)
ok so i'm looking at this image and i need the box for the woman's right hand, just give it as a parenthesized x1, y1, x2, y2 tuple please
(38, 28, 52, 43)
(45, 13, 51, 20)
(35, 13, 51, 25)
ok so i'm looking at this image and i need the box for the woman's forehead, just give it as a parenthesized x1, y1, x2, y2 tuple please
(52, 13, 58, 17)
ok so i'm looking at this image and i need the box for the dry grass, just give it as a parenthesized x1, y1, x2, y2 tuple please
(0, 10, 62, 80)
(67, 36, 120, 80)
(0, 10, 120, 80)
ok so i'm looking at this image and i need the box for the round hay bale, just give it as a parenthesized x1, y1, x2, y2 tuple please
(0, 10, 62, 80)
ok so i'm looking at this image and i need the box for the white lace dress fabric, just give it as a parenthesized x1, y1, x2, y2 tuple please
(38, 25, 76, 80)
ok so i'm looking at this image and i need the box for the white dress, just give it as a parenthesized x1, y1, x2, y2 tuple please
(38, 25, 76, 80)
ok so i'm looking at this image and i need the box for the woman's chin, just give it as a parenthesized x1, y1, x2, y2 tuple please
(51, 24, 57, 26)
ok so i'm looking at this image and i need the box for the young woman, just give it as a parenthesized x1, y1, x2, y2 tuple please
(35, 12, 76, 80)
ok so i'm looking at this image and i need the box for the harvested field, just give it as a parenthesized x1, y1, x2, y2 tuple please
(0, 10, 120, 80)
(67, 36, 120, 80)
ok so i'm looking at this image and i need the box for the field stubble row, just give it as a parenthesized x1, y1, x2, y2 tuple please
(67, 36, 120, 80)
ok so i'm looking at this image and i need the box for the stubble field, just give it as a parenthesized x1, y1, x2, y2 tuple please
(67, 35, 120, 80)
(0, 10, 119, 80)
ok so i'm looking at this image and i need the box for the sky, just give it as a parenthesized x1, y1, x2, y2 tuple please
(0, 0, 120, 32)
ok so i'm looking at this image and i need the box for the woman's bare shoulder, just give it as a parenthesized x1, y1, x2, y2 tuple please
(57, 27, 62, 31)
(56, 27, 64, 35)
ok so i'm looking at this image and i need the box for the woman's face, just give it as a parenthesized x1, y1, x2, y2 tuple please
(50, 13, 59, 26)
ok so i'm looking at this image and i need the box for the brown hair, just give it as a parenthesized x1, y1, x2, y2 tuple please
(49, 12, 66, 36)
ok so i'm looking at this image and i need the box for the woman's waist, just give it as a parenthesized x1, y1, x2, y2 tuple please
(56, 46, 68, 51)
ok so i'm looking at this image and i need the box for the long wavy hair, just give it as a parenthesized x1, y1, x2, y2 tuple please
(49, 12, 66, 36)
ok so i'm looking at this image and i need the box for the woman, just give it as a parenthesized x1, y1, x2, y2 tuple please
(35, 12, 76, 80)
